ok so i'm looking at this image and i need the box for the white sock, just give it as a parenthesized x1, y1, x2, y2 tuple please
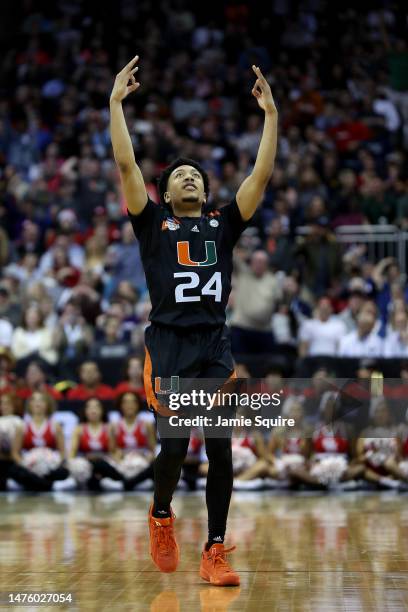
(379, 477, 399, 489)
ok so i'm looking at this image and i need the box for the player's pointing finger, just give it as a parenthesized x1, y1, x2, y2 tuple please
(252, 65, 266, 83)
(122, 55, 139, 73)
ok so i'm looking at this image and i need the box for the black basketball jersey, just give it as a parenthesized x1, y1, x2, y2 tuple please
(128, 197, 249, 328)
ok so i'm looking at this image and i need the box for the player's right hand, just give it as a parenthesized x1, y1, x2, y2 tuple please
(110, 55, 140, 103)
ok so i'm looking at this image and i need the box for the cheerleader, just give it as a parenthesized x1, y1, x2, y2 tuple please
(69, 397, 124, 490)
(0, 392, 53, 491)
(14, 391, 69, 485)
(197, 414, 264, 490)
(110, 392, 156, 490)
(396, 410, 408, 481)
(289, 392, 363, 489)
(234, 399, 309, 483)
(356, 397, 406, 489)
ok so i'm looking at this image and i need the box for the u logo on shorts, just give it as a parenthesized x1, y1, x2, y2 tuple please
(177, 241, 217, 267)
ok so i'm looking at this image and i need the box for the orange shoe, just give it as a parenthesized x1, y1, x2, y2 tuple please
(199, 543, 240, 586)
(148, 504, 179, 573)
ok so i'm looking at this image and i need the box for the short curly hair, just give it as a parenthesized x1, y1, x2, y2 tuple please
(157, 157, 210, 206)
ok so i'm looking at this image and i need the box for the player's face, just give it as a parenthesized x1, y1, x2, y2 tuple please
(165, 165, 206, 210)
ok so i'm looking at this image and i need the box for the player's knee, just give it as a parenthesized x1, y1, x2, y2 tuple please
(157, 447, 187, 470)
(206, 440, 232, 466)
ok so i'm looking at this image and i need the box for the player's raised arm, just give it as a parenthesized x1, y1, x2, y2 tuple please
(110, 55, 148, 215)
(236, 65, 278, 221)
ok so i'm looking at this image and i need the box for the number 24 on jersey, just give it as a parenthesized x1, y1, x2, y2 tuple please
(174, 241, 221, 303)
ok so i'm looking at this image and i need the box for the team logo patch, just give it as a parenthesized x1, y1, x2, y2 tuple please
(177, 240, 217, 266)
(161, 217, 180, 231)
(209, 219, 219, 227)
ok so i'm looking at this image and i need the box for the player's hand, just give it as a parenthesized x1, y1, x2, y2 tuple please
(251, 65, 277, 115)
(110, 55, 140, 103)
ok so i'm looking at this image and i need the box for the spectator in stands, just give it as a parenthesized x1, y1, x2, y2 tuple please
(96, 299, 133, 340)
(271, 276, 311, 345)
(38, 233, 84, 277)
(11, 304, 58, 366)
(45, 246, 81, 290)
(265, 218, 293, 273)
(384, 310, 408, 357)
(299, 297, 346, 357)
(0, 284, 21, 328)
(54, 301, 94, 360)
(294, 217, 342, 297)
(373, 258, 408, 325)
(57, 269, 101, 324)
(338, 287, 366, 333)
(231, 250, 281, 353)
(0, 348, 16, 395)
(338, 309, 383, 358)
(67, 361, 115, 400)
(115, 356, 146, 400)
(83, 235, 108, 279)
(17, 360, 62, 400)
(107, 221, 146, 296)
(0, 317, 13, 348)
(0, 0, 408, 396)
(90, 316, 130, 360)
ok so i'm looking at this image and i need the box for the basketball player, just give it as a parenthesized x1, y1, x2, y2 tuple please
(110, 55, 277, 586)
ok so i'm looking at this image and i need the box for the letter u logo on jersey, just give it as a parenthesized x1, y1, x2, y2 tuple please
(177, 241, 217, 267)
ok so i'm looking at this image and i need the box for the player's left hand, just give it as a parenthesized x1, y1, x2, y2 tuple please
(251, 65, 277, 115)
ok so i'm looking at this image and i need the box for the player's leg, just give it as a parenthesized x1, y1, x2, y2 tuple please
(153, 435, 191, 517)
(203, 434, 233, 547)
(147, 432, 191, 573)
(200, 421, 240, 586)
(198, 346, 240, 586)
(143, 323, 199, 573)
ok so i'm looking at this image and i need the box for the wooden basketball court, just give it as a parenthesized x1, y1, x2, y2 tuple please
(0, 491, 407, 611)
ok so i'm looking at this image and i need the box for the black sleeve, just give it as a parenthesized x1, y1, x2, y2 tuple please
(127, 198, 161, 243)
(220, 197, 252, 246)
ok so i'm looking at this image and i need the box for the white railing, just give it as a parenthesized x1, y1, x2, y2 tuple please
(296, 225, 408, 274)
(335, 225, 408, 274)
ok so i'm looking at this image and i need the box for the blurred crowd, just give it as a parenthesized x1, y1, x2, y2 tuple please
(1, 0, 408, 390)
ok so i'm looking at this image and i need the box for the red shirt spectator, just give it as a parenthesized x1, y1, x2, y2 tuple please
(115, 356, 145, 400)
(115, 381, 146, 401)
(0, 348, 16, 395)
(18, 385, 62, 401)
(68, 384, 115, 401)
(67, 361, 115, 401)
(16, 361, 62, 401)
(328, 119, 373, 153)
